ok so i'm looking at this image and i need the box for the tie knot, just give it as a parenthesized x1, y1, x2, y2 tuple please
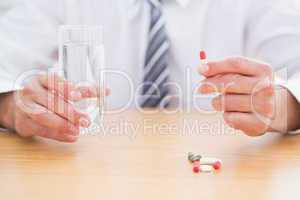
(148, 0, 161, 7)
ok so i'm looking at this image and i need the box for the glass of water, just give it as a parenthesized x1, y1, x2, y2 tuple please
(58, 25, 105, 134)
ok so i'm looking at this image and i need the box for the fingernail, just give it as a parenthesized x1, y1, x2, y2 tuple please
(70, 91, 82, 100)
(69, 125, 79, 135)
(67, 135, 79, 143)
(79, 117, 91, 128)
(199, 64, 209, 74)
(225, 114, 235, 128)
(105, 88, 111, 96)
(211, 97, 221, 111)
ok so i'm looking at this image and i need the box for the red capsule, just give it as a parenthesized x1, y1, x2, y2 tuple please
(200, 51, 207, 60)
(213, 161, 222, 170)
(193, 166, 200, 173)
(192, 161, 200, 173)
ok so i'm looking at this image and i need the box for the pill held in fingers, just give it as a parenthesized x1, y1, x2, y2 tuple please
(200, 50, 207, 61)
(199, 50, 209, 73)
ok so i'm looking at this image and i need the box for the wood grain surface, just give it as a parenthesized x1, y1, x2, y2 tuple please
(1, 110, 300, 200)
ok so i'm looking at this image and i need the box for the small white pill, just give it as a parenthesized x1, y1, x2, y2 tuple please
(200, 158, 222, 165)
(199, 165, 214, 173)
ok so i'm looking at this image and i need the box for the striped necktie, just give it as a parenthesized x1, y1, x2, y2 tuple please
(140, 0, 170, 108)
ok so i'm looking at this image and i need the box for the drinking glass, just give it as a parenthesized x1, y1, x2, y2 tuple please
(58, 25, 105, 133)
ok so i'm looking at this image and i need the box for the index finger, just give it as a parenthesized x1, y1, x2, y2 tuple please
(200, 57, 272, 78)
(76, 84, 110, 99)
(38, 73, 81, 101)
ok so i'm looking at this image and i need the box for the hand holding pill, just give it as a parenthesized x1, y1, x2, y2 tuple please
(197, 52, 277, 136)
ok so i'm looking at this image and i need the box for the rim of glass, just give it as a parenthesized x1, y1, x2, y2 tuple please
(59, 25, 103, 31)
(59, 25, 103, 43)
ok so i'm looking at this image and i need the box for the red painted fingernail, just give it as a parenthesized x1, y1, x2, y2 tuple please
(199, 50, 209, 74)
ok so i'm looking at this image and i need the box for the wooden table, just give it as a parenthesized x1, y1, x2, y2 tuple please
(1, 110, 300, 200)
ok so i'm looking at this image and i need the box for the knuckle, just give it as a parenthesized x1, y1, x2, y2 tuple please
(234, 56, 245, 63)
(22, 78, 42, 99)
(243, 125, 267, 137)
(57, 122, 70, 133)
(14, 123, 26, 137)
(67, 136, 78, 143)
(253, 124, 268, 136)
(212, 96, 222, 110)
(253, 98, 274, 117)
(37, 73, 48, 85)
(14, 118, 33, 138)
(64, 82, 75, 98)
(229, 57, 245, 69)
(244, 130, 261, 137)
(260, 64, 272, 75)
(42, 73, 57, 88)
(64, 104, 80, 121)
(262, 101, 274, 115)
(30, 112, 44, 121)
(200, 82, 217, 93)
(55, 133, 78, 143)
(37, 73, 46, 80)
(223, 113, 235, 127)
(19, 86, 34, 97)
(230, 73, 241, 81)
(72, 110, 82, 121)
(22, 84, 35, 97)
(263, 85, 275, 97)
(36, 127, 49, 137)
(221, 74, 235, 84)
(224, 74, 240, 89)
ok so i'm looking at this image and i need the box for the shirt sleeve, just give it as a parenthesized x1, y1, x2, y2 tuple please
(245, 0, 300, 133)
(0, 0, 63, 93)
(245, 0, 300, 90)
(276, 73, 300, 134)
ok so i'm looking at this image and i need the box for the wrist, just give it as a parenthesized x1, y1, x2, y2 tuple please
(0, 92, 16, 130)
(269, 87, 300, 133)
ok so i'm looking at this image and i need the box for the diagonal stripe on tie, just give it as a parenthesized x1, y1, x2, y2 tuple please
(143, 63, 169, 94)
(140, 0, 170, 108)
(149, 17, 165, 41)
(144, 41, 169, 75)
(146, 32, 169, 67)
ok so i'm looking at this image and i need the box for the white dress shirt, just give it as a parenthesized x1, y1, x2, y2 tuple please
(0, 0, 300, 111)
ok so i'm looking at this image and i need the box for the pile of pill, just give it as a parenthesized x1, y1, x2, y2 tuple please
(188, 152, 222, 173)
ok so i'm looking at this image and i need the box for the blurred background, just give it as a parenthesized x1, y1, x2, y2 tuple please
(0, 0, 19, 16)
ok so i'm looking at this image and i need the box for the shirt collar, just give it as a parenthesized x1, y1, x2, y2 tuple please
(127, 0, 191, 8)
(175, 0, 191, 7)
(119, 0, 191, 20)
